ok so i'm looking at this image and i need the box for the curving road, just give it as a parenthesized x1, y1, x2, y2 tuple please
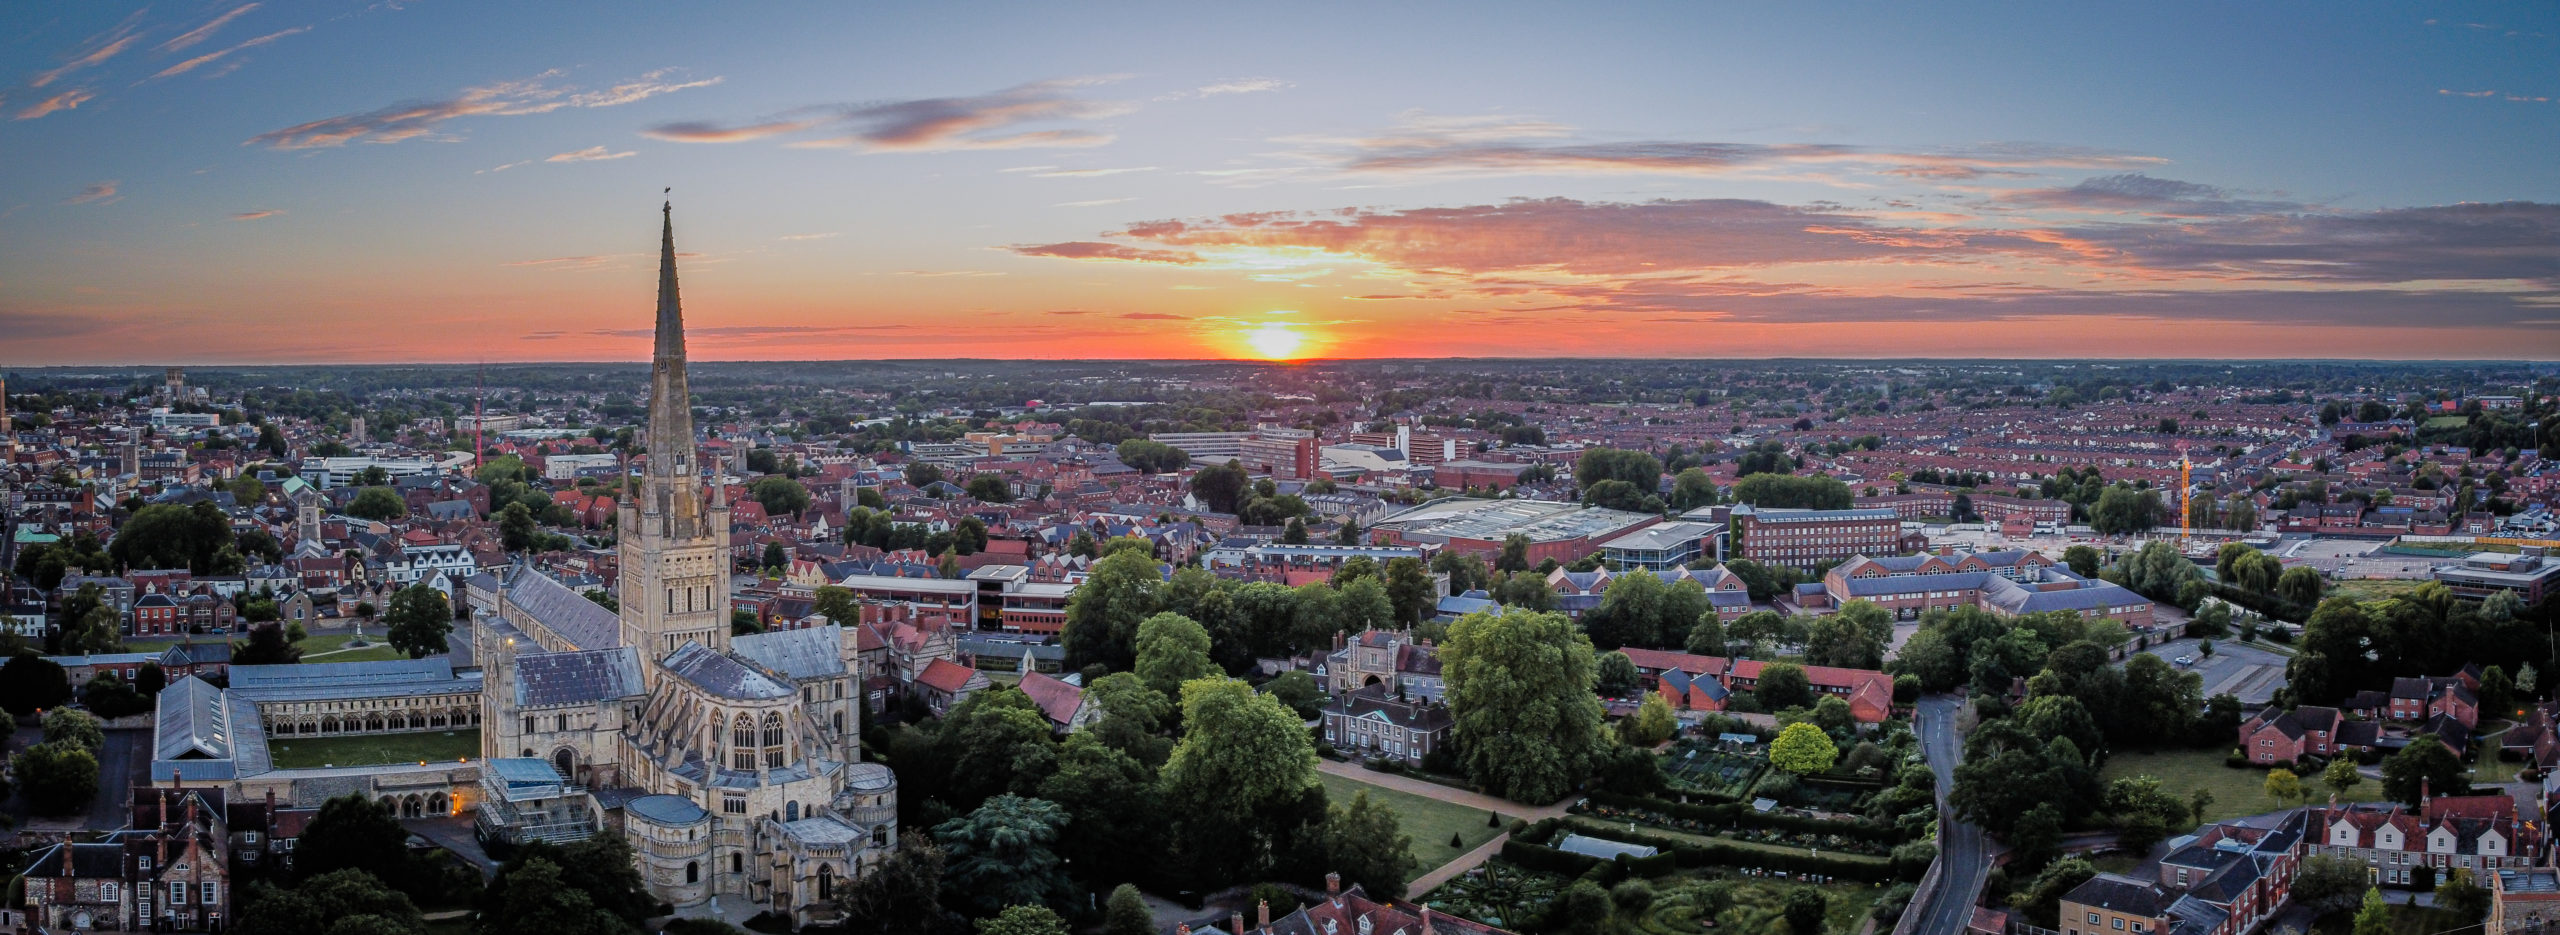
(1907, 695, 1990, 935)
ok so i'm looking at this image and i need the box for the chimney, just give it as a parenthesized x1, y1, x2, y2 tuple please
(1326, 871, 1341, 896)
(1231, 912, 1245, 935)
(1177, 928, 1191, 935)
(1420, 907, 1436, 935)
(1259, 899, 1271, 930)
(2422, 776, 2431, 804)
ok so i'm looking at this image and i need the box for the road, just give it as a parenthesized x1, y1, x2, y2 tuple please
(1907, 695, 1989, 935)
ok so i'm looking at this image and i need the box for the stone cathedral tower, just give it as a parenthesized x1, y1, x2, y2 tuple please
(617, 202, 734, 658)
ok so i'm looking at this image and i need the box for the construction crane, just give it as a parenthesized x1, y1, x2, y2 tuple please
(2178, 442, 2193, 550)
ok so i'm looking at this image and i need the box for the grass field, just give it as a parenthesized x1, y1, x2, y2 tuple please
(268, 729, 480, 769)
(2099, 748, 2393, 826)
(2309, 904, 2467, 935)
(120, 630, 405, 662)
(2423, 416, 2470, 430)
(1317, 771, 1506, 872)
(2330, 578, 2430, 603)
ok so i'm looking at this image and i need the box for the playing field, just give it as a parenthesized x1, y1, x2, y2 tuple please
(1317, 771, 1507, 872)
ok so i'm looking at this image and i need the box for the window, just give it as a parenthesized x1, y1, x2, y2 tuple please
(172, 882, 187, 904)
(723, 795, 747, 815)
(732, 853, 743, 874)
(2112, 920, 2123, 930)
(103, 883, 119, 902)
(204, 882, 219, 905)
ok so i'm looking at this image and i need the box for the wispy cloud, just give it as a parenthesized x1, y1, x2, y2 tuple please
(1026, 166, 1156, 177)
(1120, 312, 1187, 319)
(65, 180, 120, 205)
(249, 68, 721, 149)
(153, 26, 309, 80)
(1212, 111, 2166, 186)
(1999, 174, 2304, 217)
(1056, 198, 1136, 208)
(15, 88, 95, 120)
(1158, 77, 1293, 101)
(31, 9, 147, 88)
(160, 4, 260, 52)
(644, 76, 1130, 152)
(231, 209, 283, 220)
(777, 232, 841, 241)
(1009, 240, 1201, 264)
(547, 145, 635, 163)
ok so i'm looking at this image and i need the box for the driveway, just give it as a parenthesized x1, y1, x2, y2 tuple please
(2136, 637, 2289, 706)
(1905, 695, 1989, 935)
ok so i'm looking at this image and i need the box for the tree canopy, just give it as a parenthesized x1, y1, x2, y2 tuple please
(1441, 609, 1607, 803)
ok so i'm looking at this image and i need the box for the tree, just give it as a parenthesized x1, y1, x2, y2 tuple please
(2289, 854, 2368, 914)
(933, 795, 1074, 917)
(2381, 736, 2468, 805)
(1575, 447, 1664, 495)
(2008, 857, 2096, 928)
(1062, 546, 1162, 670)
(13, 741, 99, 815)
(1432, 550, 1494, 596)
(1554, 881, 1612, 935)
(1282, 516, 1309, 544)
(1495, 534, 1532, 573)
(965, 473, 1014, 503)
(2262, 767, 2304, 808)
(348, 486, 407, 521)
(2437, 867, 2492, 923)
(384, 584, 453, 658)
(1324, 790, 1419, 899)
(838, 834, 956, 935)
(81, 670, 151, 718)
(1771, 722, 1838, 775)
(1783, 887, 1828, 935)
(2062, 545, 2102, 578)
(59, 597, 123, 655)
(1102, 885, 1152, 935)
(1264, 670, 1326, 719)
(1686, 610, 1728, 656)
(0, 653, 74, 715)
(1806, 602, 1889, 669)
(1621, 693, 1676, 746)
(2009, 802, 2065, 875)
(2105, 775, 2191, 852)
(1338, 576, 1395, 634)
(1441, 610, 1608, 803)
(935, 686, 1062, 810)
(2277, 565, 2325, 606)
(1135, 612, 1219, 700)
(1384, 556, 1437, 624)
(234, 622, 304, 665)
(977, 906, 1070, 935)
(1757, 662, 1814, 710)
(2088, 484, 2160, 535)
(903, 461, 946, 488)
(1669, 468, 1719, 511)
(1039, 734, 1164, 884)
(43, 706, 105, 750)
(1115, 439, 1190, 474)
(108, 501, 236, 572)
(134, 660, 167, 695)
(2322, 758, 2364, 799)
(1730, 473, 1852, 510)
(478, 858, 624, 935)
(1581, 479, 1664, 513)
(1596, 651, 1641, 697)
(300, 794, 412, 883)
(2350, 886, 2391, 935)
(237, 869, 430, 935)
(1161, 678, 1322, 884)
(1190, 460, 1250, 513)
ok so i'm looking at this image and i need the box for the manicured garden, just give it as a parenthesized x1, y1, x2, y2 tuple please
(268, 729, 480, 768)
(1315, 771, 1506, 872)
(1661, 743, 1765, 797)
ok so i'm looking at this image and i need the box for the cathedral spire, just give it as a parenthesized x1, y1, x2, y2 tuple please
(641, 200, 706, 537)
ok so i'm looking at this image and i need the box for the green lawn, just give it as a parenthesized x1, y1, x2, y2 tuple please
(1318, 772, 1506, 872)
(2099, 748, 2392, 826)
(2423, 416, 2470, 430)
(268, 729, 480, 769)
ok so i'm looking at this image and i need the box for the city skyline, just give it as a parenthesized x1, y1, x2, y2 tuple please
(6, 1, 2558, 364)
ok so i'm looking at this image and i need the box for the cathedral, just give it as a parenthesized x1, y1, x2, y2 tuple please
(476, 203, 897, 924)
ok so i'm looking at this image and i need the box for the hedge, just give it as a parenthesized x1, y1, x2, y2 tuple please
(1557, 818, 1904, 883)
(1582, 790, 1908, 845)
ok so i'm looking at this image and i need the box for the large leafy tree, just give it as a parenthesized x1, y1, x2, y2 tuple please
(109, 501, 236, 572)
(348, 486, 408, 521)
(236, 869, 428, 935)
(1384, 556, 1436, 624)
(1038, 734, 1164, 887)
(298, 794, 411, 885)
(476, 859, 625, 935)
(1160, 678, 1322, 884)
(1061, 546, 1162, 670)
(933, 686, 1060, 810)
(837, 834, 958, 935)
(1134, 612, 1218, 698)
(2381, 735, 2468, 806)
(12, 741, 99, 815)
(1756, 663, 1814, 710)
(0, 653, 74, 715)
(974, 906, 1070, 935)
(1323, 791, 1418, 899)
(384, 584, 453, 659)
(1770, 722, 1838, 774)
(933, 795, 1075, 917)
(1806, 600, 1891, 669)
(1441, 609, 1607, 803)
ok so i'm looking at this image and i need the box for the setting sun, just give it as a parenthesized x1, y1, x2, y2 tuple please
(1243, 322, 1307, 360)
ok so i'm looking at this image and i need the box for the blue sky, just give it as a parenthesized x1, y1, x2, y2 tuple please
(5, 1, 2556, 362)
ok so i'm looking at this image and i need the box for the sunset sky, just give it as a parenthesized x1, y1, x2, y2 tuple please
(5, 2, 2557, 364)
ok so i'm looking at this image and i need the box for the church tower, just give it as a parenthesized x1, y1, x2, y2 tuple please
(618, 202, 734, 657)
